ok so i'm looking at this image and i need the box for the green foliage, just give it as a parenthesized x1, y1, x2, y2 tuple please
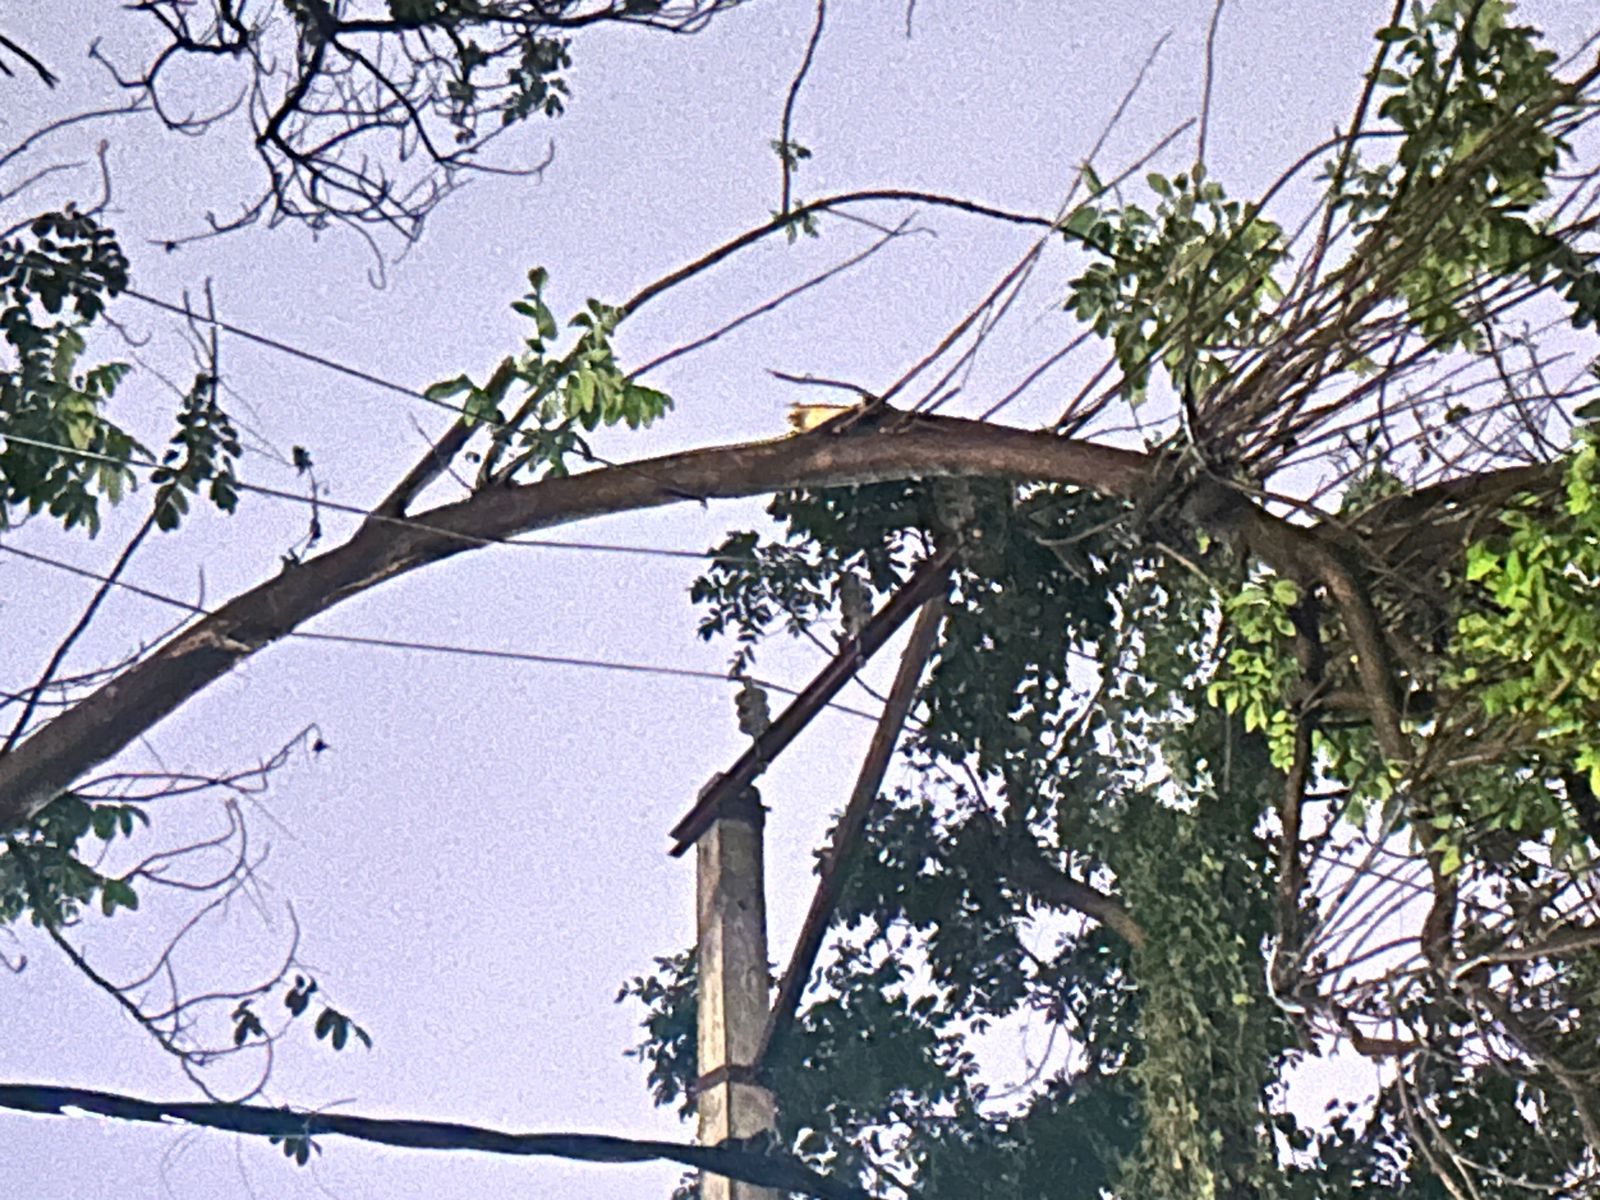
(1335, 0, 1600, 344)
(1063, 167, 1286, 406)
(1115, 799, 1282, 1200)
(1439, 435, 1600, 857)
(433, 267, 672, 481)
(0, 793, 148, 926)
(0, 208, 141, 534)
(232, 973, 373, 1065)
(616, 950, 698, 1116)
(693, 480, 1129, 755)
(769, 945, 981, 1189)
(692, 480, 931, 672)
(380, 1, 572, 136)
(1201, 430, 1600, 873)
(632, 10, 1600, 1185)
(500, 36, 572, 125)
(150, 372, 242, 531)
(668, 512, 1311, 1194)
(1205, 575, 1302, 768)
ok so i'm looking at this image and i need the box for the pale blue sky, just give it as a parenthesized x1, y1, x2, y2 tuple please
(3, 3, 1595, 1197)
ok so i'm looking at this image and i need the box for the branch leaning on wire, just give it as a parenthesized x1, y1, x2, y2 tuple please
(0, 430, 892, 717)
(0, 428, 734, 564)
(3, 400, 1527, 841)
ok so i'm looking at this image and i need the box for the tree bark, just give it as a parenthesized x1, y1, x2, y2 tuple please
(0, 413, 1554, 833)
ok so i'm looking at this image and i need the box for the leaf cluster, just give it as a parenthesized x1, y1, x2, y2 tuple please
(0, 209, 140, 534)
(427, 267, 672, 482)
(1063, 167, 1286, 408)
(0, 792, 148, 926)
(1339, 0, 1600, 346)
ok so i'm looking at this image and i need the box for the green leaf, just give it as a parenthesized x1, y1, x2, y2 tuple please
(1465, 543, 1498, 581)
(423, 375, 474, 402)
(99, 877, 138, 917)
(567, 370, 596, 416)
(1438, 844, 1462, 876)
(462, 390, 501, 425)
(1063, 207, 1098, 238)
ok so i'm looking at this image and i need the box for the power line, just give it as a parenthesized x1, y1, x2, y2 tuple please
(6, 431, 894, 711)
(118, 287, 683, 491)
(0, 1081, 872, 1200)
(0, 430, 724, 563)
(0, 541, 883, 723)
(122, 288, 451, 414)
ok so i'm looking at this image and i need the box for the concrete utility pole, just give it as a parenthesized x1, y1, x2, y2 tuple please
(693, 785, 779, 1200)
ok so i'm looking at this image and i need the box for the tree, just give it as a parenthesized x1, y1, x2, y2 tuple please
(3, 0, 1600, 1197)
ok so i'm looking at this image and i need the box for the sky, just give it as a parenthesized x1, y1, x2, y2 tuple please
(2, 2, 1596, 1198)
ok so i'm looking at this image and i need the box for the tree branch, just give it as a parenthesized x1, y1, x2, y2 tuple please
(0, 410, 1515, 833)
(1003, 833, 1146, 949)
(0, 31, 58, 87)
(0, 416, 1145, 832)
(669, 547, 955, 854)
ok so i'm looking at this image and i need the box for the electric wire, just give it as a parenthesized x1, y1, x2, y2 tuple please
(122, 288, 451, 415)
(3, 432, 896, 712)
(117, 287, 676, 494)
(0, 430, 732, 564)
(0, 541, 885, 724)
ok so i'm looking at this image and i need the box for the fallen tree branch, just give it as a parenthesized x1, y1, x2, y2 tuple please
(669, 548, 955, 854)
(0, 416, 1144, 831)
(3, 412, 1547, 833)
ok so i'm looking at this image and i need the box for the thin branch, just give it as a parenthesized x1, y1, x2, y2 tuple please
(1195, 0, 1226, 170)
(2, 514, 157, 755)
(777, 0, 827, 217)
(0, 30, 58, 87)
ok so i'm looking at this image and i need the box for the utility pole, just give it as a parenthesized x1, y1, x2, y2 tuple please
(679, 553, 954, 1198)
(692, 784, 778, 1200)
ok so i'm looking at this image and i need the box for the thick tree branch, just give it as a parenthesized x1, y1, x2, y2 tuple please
(1234, 506, 1412, 761)
(0, 417, 1144, 832)
(0, 410, 1507, 833)
(1004, 836, 1146, 949)
(669, 549, 955, 854)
